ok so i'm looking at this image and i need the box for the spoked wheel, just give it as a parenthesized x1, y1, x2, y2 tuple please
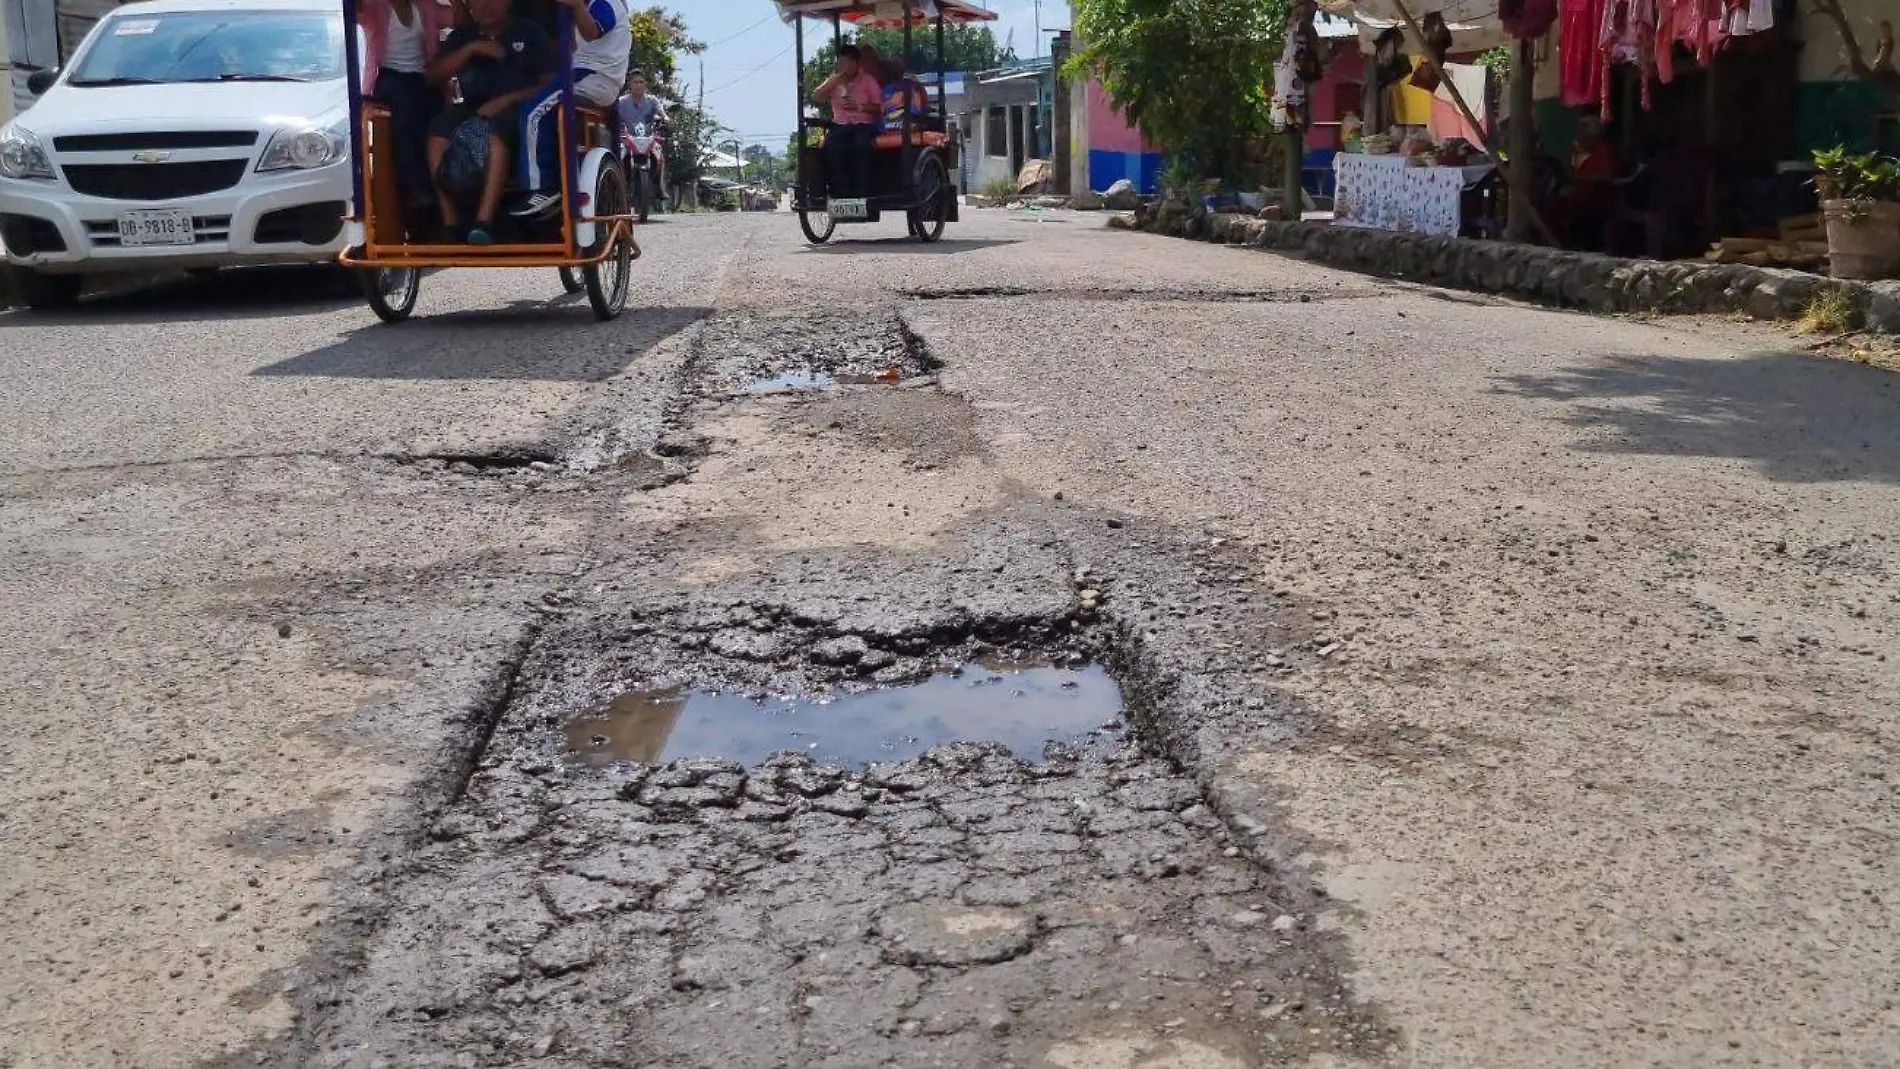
(910, 154, 950, 244)
(799, 205, 835, 245)
(558, 266, 584, 293)
(360, 266, 420, 323)
(582, 164, 633, 322)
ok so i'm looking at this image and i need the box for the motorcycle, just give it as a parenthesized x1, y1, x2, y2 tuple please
(619, 118, 666, 224)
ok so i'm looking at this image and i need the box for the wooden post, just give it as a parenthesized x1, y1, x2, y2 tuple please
(1505, 37, 1536, 242)
(1387, 0, 1556, 245)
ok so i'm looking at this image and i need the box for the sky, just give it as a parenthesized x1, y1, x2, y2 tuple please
(665, 1, 1071, 151)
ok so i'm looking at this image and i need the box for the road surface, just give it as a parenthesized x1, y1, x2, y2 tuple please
(2, 210, 1897, 1067)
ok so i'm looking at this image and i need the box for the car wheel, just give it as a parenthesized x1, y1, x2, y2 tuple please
(9, 268, 82, 310)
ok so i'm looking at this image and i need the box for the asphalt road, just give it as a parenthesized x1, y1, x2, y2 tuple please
(3, 210, 1897, 1068)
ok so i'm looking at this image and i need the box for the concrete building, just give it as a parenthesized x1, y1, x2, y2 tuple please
(959, 57, 1051, 193)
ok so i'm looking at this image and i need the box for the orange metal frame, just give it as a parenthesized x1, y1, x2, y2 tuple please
(342, 100, 636, 269)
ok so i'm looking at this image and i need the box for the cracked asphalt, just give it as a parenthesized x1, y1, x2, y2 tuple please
(4, 209, 1899, 1068)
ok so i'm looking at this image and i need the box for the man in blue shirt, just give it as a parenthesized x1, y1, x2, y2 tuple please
(615, 69, 667, 199)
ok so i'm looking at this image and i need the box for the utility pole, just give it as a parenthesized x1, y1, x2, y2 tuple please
(1033, 0, 1041, 58)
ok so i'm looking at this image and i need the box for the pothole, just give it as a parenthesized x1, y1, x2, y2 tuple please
(696, 310, 936, 400)
(392, 448, 560, 475)
(564, 656, 1124, 768)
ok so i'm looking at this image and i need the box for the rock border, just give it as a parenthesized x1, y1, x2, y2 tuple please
(1133, 204, 1900, 334)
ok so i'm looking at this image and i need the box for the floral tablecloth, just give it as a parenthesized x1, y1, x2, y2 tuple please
(1332, 153, 1491, 237)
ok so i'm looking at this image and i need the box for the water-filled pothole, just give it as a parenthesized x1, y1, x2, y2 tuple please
(740, 368, 900, 394)
(565, 660, 1123, 768)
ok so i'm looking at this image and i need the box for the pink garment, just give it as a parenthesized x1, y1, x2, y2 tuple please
(824, 71, 884, 126)
(1599, 0, 1656, 119)
(1560, 0, 1608, 107)
(359, 0, 447, 94)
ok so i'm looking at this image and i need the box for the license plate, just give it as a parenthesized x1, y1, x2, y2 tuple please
(117, 209, 195, 246)
(830, 198, 868, 221)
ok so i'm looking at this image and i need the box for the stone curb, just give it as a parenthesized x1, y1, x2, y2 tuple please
(1136, 205, 1900, 334)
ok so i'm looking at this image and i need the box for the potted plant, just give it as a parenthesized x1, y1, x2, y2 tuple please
(1814, 147, 1900, 280)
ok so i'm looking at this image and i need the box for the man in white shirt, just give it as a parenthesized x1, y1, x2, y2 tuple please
(513, 0, 629, 218)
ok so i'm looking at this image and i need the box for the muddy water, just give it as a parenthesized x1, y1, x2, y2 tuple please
(565, 662, 1123, 767)
(740, 369, 898, 394)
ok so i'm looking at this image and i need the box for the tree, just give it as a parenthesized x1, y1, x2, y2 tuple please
(627, 6, 704, 101)
(1067, 0, 1289, 187)
(801, 24, 1015, 93)
(741, 143, 789, 189)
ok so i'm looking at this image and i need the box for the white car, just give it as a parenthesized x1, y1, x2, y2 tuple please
(0, 0, 352, 308)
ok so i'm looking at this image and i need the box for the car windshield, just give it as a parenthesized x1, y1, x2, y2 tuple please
(70, 10, 344, 85)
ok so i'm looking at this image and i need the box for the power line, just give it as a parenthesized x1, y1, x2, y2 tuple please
(703, 12, 778, 49)
(701, 43, 793, 96)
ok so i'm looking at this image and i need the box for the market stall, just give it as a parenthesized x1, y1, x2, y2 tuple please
(1333, 151, 1495, 236)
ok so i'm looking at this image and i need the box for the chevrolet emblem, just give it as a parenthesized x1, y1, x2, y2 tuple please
(131, 150, 172, 163)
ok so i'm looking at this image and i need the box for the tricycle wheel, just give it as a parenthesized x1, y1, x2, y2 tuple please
(583, 164, 632, 321)
(910, 154, 950, 244)
(558, 266, 584, 293)
(799, 208, 835, 245)
(361, 266, 419, 323)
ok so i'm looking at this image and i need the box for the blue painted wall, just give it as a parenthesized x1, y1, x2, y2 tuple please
(1088, 149, 1162, 195)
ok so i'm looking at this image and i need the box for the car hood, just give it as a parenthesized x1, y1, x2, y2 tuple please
(16, 79, 345, 134)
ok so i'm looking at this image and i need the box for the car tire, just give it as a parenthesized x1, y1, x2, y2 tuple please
(9, 268, 82, 310)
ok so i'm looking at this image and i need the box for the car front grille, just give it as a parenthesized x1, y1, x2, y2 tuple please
(62, 160, 248, 201)
(53, 131, 258, 152)
(83, 215, 233, 247)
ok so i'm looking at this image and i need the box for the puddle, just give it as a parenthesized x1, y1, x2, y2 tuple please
(565, 662, 1123, 768)
(740, 367, 901, 394)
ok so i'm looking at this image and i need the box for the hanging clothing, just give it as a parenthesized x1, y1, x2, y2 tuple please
(1599, 0, 1657, 119)
(1560, 0, 1608, 108)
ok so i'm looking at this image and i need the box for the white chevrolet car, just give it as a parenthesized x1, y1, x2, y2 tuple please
(0, 0, 352, 308)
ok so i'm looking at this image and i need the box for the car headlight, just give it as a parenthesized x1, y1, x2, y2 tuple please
(257, 110, 347, 172)
(0, 124, 54, 180)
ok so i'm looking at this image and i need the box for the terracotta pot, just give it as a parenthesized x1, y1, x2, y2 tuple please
(1822, 198, 1900, 280)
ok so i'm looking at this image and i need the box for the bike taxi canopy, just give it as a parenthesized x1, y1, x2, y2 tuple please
(773, 0, 999, 28)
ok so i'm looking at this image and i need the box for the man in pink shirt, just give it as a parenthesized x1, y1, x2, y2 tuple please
(811, 44, 883, 199)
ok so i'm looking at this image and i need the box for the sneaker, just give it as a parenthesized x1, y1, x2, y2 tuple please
(510, 191, 560, 219)
(466, 224, 494, 245)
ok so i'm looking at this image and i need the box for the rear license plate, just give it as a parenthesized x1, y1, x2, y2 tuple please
(117, 209, 195, 246)
(829, 198, 868, 221)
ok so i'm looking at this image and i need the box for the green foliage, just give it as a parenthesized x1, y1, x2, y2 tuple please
(1476, 45, 1512, 73)
(1067, 0, 1289, 187)
(667, 99, 724, 191)
(627, 6, 703, 101)
(980, 176, 1017, 203)
(1813, 146, 1900, 203)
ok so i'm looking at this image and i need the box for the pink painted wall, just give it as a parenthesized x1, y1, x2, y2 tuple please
(1085, 80, 1155, 154)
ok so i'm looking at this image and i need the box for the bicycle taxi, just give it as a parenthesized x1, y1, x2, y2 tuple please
(337, 0, 636, 322)
(776, 0, 992, 245)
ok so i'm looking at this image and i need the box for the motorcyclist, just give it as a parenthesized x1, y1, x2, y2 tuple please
(615, 69, 668, 199)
